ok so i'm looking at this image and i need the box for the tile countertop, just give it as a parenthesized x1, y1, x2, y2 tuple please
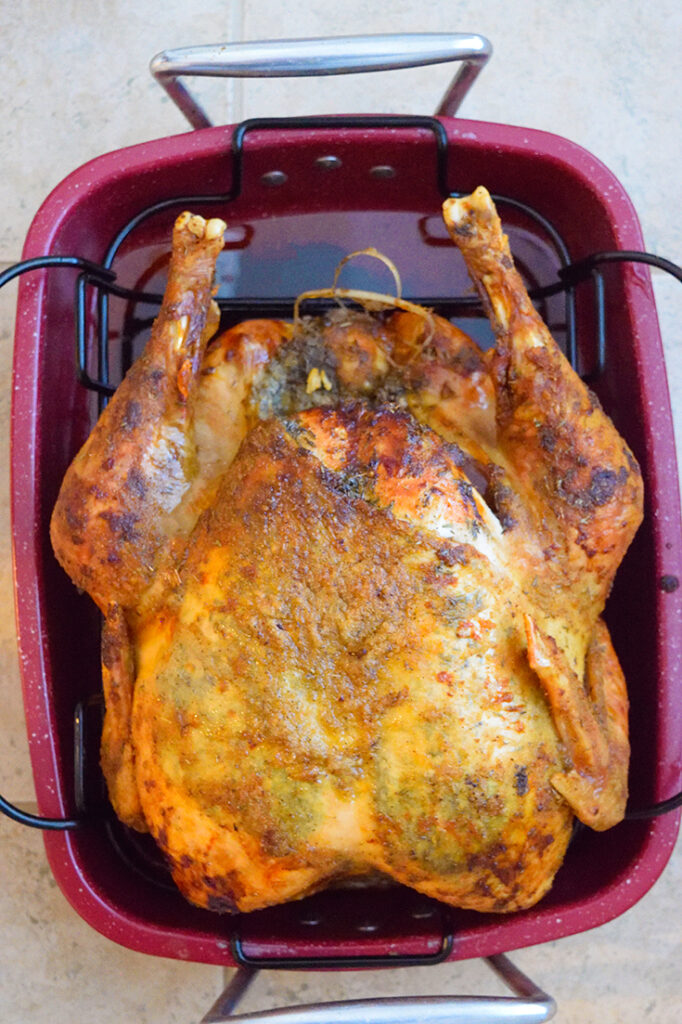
(1, 3, 680, 1022)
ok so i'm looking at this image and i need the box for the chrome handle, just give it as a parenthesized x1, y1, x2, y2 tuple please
(200, 954, 556, 1024)
(150, 33, 492, 129)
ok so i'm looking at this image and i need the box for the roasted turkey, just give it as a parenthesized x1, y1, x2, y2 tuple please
(50, 190, 642, 914)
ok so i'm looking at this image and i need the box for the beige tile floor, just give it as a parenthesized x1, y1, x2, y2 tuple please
(1, 2, 680, 1021)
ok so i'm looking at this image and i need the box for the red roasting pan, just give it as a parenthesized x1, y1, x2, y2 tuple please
(7, 35, 682, 972)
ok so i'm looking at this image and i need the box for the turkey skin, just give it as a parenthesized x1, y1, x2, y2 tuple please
(51, 193, 642, 914)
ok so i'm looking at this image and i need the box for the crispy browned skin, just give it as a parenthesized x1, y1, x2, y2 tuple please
(442, 190, 643, 612)
(133, 412, 572, 911)
(442, 188, 641, 828)
(51, 190, 642, 914)
(51, 213, 227, 614)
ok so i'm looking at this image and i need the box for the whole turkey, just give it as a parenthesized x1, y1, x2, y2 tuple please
(50, 189, 643, 914)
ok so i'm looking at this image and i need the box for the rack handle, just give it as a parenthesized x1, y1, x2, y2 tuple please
(149, 33, 492, 129)
(200, 955, 556, 1024)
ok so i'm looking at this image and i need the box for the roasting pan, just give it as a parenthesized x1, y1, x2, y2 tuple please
(3, 33, 682, 1023)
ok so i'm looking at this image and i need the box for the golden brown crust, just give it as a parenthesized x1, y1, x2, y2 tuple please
(100, 605, 146, 831)
(442, 188, 644, 613)
(524, 614, 629, 829)
(133, 416, 573, 912)
(51, 191, 643, 916)
(50, 213, 227, 613)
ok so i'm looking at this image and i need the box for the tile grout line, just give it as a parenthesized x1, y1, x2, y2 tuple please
(224, 0, 245, 126)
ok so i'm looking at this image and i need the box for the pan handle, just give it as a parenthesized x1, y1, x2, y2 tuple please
(149, 33, 492, 130)
(199, 955, 556, 1024)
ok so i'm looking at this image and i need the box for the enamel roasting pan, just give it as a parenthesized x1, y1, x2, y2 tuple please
(4, 34, 682, 1023)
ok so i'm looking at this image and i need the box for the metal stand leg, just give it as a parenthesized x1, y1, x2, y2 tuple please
(201, 967, 259, 1023)
(197, 954, 556, 1023)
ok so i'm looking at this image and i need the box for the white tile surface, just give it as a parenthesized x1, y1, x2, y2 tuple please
(0, 828, 222, 1024)
(1, 3, 680, 1022)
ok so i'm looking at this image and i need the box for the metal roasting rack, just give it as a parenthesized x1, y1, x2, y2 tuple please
(3, 33, 682, 1024)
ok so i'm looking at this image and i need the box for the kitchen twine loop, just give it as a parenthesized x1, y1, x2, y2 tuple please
(294, 247, 435, 360)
